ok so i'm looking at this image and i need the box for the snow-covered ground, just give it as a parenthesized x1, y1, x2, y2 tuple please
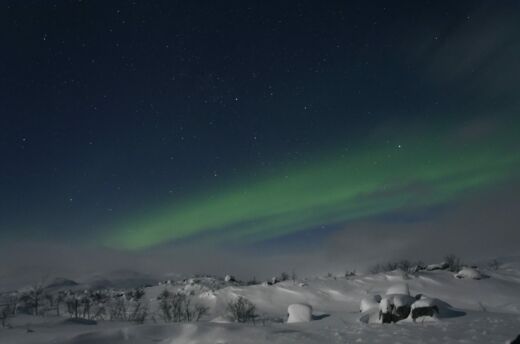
(1, 258, 520, 344)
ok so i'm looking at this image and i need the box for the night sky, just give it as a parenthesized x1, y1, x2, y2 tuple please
(1, 1, 519, 267)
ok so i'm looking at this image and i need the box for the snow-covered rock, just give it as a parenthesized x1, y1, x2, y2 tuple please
(411, 296, 436, 310)
(386, 283, 410, 296)
(379, 297, 392, 314)
(426, 262, 449, 271)
(287, 303, 313, 323)
(455, 267, 482, 280)
(360, 294, 381, 313)
(392, 294, 415, 309)
(410, 264, 426, 273)
(409, 296, 439, 321)
(379, 292, 415, 323)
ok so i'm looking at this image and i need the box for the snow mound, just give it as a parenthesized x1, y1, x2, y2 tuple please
(62, 318, 97, 326)
(386, 283, 410, 296)
(211, 315, 232, 323)
(455, 267, 482, 279)
(287, 303, 313, 323)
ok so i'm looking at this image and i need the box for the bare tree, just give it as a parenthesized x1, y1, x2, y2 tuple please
(55, 291, 66, 316)
(158, 290, 173, 322)
(65, 293, 80, 318)
(80, 294, 91, 319)
(19, 281, 45, 316)
(128, 301, 148, 323)
(108, 296, 127, 321)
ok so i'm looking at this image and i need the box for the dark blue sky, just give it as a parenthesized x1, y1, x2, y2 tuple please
(1, 1, 519, 251)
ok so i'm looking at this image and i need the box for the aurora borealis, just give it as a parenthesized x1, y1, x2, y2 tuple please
(105, 117, 519, 249)
(2, 1, 520, 270)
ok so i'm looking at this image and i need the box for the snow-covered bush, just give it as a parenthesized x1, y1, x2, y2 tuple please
(455, 267, 482, 280)
(287, 304, 312, 323)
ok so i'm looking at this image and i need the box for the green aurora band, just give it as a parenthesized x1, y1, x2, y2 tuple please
(104, 118, 520, 250)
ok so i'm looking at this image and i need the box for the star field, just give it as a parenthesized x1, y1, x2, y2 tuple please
(1, 1, 519, 251)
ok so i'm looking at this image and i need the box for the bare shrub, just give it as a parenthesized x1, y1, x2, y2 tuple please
(488, 259, 500, 271)
(291, 270, 297, 283)
(279, 272, 290, 282)
(227, 296, 257, 323)
(444, 254, 462, 272)
(369, 259, 425, 274)
(0, 305, 14, 328)
(157, 289, 206, 323)
(345, 269, 356, 277)
(246, 277, 258, 286)
(19, 282, 45, 316)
